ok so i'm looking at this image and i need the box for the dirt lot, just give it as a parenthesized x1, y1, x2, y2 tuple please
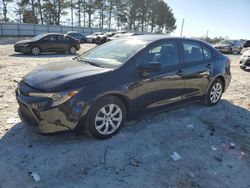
(0, 37, 250, 188)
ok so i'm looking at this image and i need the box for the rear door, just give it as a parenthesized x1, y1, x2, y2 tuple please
(180, 40, 214, 98)
(137, 40, 186, 113)
(56, 35, 69, 52)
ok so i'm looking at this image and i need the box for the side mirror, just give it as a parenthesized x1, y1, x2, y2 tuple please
(137, 62, 161, 74)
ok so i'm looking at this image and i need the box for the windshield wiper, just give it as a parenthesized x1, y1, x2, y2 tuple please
(73, 56, 80, 61)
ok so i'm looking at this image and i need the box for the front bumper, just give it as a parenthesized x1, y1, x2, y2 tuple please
(14, 45, 31, 53)
(16, 83, 87, 134)
(239, 56, 250, 68)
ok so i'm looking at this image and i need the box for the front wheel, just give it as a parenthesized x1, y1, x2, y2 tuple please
(86, 96, 126, 139)
(31, 47, 41, 55)
(204, 78, 224, 106)
(69, 46, 76, 54)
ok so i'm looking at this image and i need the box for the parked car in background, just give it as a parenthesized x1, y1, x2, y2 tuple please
(214, 40, 242, 54)
(106, 31, 127, 41)
(239, 49, 250, 69)
(243, 40, 250, 48)
(95, 32, 116, 44)
(121, 32, 143, 38)
(14, 33, 81, 55)
(66, 31, 86, 43)
(16, 35, 231, 139)
(85, 32, 104, 43)
(107, 33, 123, 41)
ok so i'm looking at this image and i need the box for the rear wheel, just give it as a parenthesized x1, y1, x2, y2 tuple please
(204, 78, 224, 106)
(69, 46, 76, 54)
(31, 47, 41, 55)
(86, 96, 126, 139)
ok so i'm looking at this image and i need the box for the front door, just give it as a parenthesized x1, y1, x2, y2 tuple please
(137, 40, 186, 113)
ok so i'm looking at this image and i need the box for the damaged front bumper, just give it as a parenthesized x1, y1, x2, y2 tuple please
(16, 84, 87, 134)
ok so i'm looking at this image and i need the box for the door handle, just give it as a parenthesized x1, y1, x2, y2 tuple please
(176, 70, 184, 76)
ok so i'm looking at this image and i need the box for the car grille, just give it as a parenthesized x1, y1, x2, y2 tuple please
(19, 101, 39, 127)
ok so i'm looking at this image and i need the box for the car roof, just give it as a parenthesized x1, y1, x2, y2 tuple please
(42, 33, 64, 36)
(125, 34, 202, 43)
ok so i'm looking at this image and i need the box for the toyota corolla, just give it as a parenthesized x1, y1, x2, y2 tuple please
(16, 35, 231, 139)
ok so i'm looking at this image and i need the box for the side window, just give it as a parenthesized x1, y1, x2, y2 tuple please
(46, 35, 57, 41)
(202, 45, 212, 60)
(143, 41, 179, 67)
(57, 35, 65, 41)
(182, 42, 203, 63)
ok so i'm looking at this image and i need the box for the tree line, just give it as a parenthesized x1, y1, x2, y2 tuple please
(0, 0, 177, 33)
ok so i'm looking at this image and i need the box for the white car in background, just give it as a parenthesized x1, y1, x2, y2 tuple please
(239, 49, 250, 69)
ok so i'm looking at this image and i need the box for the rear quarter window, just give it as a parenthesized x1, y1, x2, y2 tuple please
(202, 45, 212, 60)
(182, 41, 204, 63)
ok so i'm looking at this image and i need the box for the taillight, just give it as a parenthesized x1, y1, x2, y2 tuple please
(77, 40, 80, 44)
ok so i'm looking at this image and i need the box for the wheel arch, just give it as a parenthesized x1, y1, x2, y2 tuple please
(95, 93, 132, 120)
(215, 75, 225, 92)
(206, 75, 226, 94)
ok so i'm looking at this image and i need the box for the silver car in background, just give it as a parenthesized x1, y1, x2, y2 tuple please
(214, 40, 242, 54)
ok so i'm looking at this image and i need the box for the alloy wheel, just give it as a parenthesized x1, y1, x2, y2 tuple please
(31, 47, 40, 55)
(69, 46, 76, 54)
(95, 104, 122, 135)
(210, 83, 222, 103)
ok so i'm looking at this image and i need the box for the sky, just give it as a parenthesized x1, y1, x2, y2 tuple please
(3, 0, 250, 39)
(166, 0, 250, 39)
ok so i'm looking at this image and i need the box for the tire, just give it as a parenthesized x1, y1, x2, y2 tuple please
(31, 47, 41, 55)
(85, 96, 126, 139)
(69, 46, 76, 54)
(204, 78, 224, 106)
(228, 48, 232, 54)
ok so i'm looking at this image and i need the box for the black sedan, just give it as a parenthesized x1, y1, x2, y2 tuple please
(16, 35, 231, 139)
(14, 33, 81, 55)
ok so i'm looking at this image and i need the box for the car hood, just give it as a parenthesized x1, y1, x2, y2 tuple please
(15, 39, 34, 45)
(213, 44, 231, 48)
(23, 60, 112, 92)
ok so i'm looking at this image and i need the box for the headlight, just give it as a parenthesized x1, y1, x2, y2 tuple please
(29, 90, 80, 107)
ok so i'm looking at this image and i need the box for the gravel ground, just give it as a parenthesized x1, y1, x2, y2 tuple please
(0, 38, 250, 188)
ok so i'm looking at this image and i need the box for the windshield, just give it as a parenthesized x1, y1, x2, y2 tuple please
(32, 33, 47, 41)
(79, 38, 147, 68)
(219, 40, 233, 44)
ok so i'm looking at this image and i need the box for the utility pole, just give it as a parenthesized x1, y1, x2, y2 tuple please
(180, 18, 185, 37)
(206, 30, 209, 38)
(71, 0, 74, 28)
